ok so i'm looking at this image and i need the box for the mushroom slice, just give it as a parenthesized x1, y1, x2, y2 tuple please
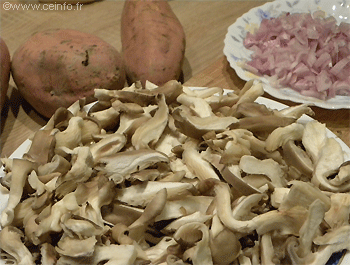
(209, 214, 224, 239)
(129, 188, 167, 230)
(45, 107, 73, 131)
(236, 102, 274, 117)
(116, 111, 151, 137)
(89, 132, 126, 161)
(220, 165, 261, 199)
(221, 142, 251, 164)
(313, 225, 350, 246)
(275, 104, 315, 119)
(282, 140, 313, 178)
(24, 213, 42, 245)
(312, 138, 348, 192)
(127, 189, 167, 244)
(111, 223, 134, 245)
(301, 120, 327, 163)
(235, 81, 264, 107)
(241, 132, 284, 163)
(174, 222, 213, 265)
(23, 129, 56, 165)
(154, 126, 185, 157)
(233, 116, 296, 135)
(117, 181, 194, 208)
(0, 226, 35, 265)
(324, 193, 350, 229)
(89, 101, 121, 130)
(177, 93, 213, 118)
(182, 138, 220, 181)
(9, 197, 35, 228)
(182, 85, 223, 99)
(172, 105, 238, 139)
(61, 214, 105, 239)
(102, 203, 143, 226)
(296, 199, 326, 258)
(128, 168, 161, 182)
(36, 192, 80, 237)
(307, 226, 350, 265)
(328, 161, 350, 186)
(0, 159, 37, 227)
(141, 79, 183, 104)
(97, 149, 169, 184)
(28, 170, 46, 196)
(131, 94, 169, 149)
(54, 116, 83, 154)
(38, 154, 71, 176)
(67, 97, 88, 117)
(214, 182, 257, 233)
(260, 233, 275, 265)
(156, 196, 214, 222)
(232, 193, 268, 220)
(95, 89, 157, 106)
(55, 236, 97, 258)
(164, 211, 213, 232)
(239, 155, 287, 188)
(75, 177, 115, 227)
(254, 206, 309, 236)
(210, 227, 241, 264)
(278, 180, 331, 211)
(80, 117, 101, 145)
(207, 92, 239, 112)
(271, 187, 290, 208)
(40, 243, 58, 265)
(92, 244, 138, 265)
(55, 147, 94, 198)
(144, 236, 177, 264)
(59, 146, 94, 184)
(265, 123, 304, 152)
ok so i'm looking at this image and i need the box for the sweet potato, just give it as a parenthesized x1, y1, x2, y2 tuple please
(0, 38, 11, 113)
(11, 29, 126, 118)
(121, 0, 186, 87)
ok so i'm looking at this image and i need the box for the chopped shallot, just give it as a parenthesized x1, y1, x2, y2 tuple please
(243, 11, 350, 100)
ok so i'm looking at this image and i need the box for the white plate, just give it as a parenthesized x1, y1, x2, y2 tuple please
(223, 0, 350, 109)
(0, 93, 349, 264)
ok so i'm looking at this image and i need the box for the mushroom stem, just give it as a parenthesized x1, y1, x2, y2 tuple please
(214, 182, 257, 233)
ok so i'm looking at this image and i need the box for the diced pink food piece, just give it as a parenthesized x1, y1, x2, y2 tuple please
(243, 11, 350, 100)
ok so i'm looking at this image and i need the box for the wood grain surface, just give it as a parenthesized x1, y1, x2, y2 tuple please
(1, 0, 349, 158)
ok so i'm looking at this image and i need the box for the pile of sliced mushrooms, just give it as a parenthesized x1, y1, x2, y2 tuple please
(0, 80, 350, 265)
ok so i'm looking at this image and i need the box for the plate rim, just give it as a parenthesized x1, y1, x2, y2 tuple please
(0, 90, 349, 265)
(223, 0, 350, 110)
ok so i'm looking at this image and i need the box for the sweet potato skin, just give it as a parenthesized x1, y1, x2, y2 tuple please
(0, 38, 11, 112)
(121, 0, 186, 87)
(11, 29, 126, 118)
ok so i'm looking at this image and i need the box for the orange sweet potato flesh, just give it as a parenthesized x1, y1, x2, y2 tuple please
(0, 38, 11, 113)
(121, 0, 186, 87)
(11, 29, 126, 118)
